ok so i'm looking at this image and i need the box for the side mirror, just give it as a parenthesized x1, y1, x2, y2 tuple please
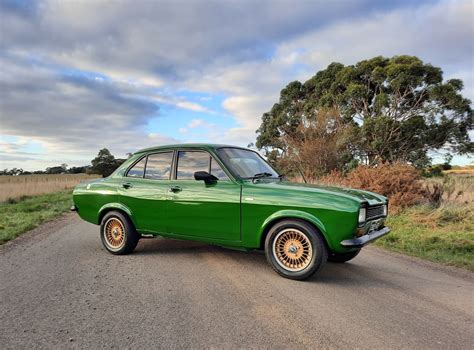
(194, 171, 218, 185)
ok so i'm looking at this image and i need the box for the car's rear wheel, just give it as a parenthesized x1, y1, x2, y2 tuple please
(100, 211, 139, 255)
(265, 220, 327, 280)
(328, 249, 361, 263)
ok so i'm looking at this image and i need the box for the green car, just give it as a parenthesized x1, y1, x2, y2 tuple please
(72, 144, 390, 280)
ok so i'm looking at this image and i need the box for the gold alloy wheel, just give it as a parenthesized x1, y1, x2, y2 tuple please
(104, 218, 125, 250)
(272, 228, 313, 272)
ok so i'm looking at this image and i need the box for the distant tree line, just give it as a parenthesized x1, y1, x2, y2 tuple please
(1, 148, 128, 177)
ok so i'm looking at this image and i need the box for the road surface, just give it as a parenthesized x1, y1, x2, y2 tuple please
(1, 213, 473, 349)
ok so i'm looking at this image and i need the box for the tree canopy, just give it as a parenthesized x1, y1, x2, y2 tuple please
(90, 148, 125, 177)
(256, 56, 473, 172)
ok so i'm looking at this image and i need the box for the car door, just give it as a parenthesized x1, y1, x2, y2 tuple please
(118, 151, 173, 233)
(165, 150, 241, 241)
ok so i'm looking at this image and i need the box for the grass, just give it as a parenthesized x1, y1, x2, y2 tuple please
(0, 174, 96, 202)
(0, 191, 73, 244)
(375, 203, 474, 271)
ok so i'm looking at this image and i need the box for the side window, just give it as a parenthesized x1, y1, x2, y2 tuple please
(145, 152, 173, 180)
(127, 157, 146, 178)
(177, 151, 210, 180)
(210, 158, 229, 180)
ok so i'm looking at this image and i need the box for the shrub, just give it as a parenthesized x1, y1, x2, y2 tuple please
(346, 163, 427, 209)
(423, 165, 444, 177)
(319, 162, 427, 210)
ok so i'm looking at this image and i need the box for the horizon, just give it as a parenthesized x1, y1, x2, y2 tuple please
(1, 0, 473, 170)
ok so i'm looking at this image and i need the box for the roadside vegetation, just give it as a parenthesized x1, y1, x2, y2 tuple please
(378, 202, 474, 271)
(313, 170, 473, 270)
(0, 174, 95, 203)
(0, 191, 73, 244)
(0, 148, 120, 244)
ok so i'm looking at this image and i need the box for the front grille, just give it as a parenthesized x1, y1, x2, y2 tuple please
(367, 205, 385, 220)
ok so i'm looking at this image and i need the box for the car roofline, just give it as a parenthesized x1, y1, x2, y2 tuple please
(133, 143, 252, 155)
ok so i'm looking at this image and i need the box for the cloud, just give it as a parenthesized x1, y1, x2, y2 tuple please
(187, 0, 474, 144)
(0, 0, 472, 169)
(187, 119, 205, 128)
(1, 1, 417, 80)
(0, 53, 177, 159)
(152, 95, 211, 113)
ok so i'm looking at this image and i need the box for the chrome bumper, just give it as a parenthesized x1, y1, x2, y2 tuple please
(340, 227, 391, 248)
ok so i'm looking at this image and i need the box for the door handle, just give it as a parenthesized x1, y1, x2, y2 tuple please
(122, 182, 133, 189)
(169, 185, 182, 193)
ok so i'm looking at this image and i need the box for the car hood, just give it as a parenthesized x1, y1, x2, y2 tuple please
(247, 180, 387, 205)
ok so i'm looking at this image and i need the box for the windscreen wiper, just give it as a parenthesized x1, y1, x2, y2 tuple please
(252, 172, 274, 179)
(247, 172, 279, 183)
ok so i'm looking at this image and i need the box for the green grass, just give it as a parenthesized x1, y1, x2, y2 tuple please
(0, 191, 73, 244)
(375, 203, 474, 271)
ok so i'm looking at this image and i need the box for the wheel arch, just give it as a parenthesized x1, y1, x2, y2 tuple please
(98, 203, 135, 226)
(258, 210, 328, 250)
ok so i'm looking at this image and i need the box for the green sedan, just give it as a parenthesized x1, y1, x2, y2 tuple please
(72, 144, 390, 280)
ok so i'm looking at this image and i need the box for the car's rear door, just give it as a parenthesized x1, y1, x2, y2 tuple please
(165, 150, 241, 241)
(118, 151, 173, 233)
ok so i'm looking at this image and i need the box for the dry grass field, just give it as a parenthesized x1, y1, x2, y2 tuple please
(0, 174, 97, 203)
(444, 166, 474, 175)
(425, 174, 474, 204)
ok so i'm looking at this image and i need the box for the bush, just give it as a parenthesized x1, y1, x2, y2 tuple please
(319, 162, 427, 210)
(423, 164, 444, 177)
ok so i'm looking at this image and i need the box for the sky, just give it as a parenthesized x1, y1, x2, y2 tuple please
(0, 0, 473, 171)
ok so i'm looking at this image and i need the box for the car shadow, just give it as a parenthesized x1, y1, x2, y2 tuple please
(134, 237, 397, 288)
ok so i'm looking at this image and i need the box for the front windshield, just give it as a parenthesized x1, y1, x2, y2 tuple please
(217, 148, 280, 179)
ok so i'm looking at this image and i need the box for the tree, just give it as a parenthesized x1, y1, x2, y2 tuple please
(256, 56, 473, 171)
(46, 166, 65, 174)
(90, 148, 120, 177)
(68, 166, 89, 174)
(281, 108, 355, 180)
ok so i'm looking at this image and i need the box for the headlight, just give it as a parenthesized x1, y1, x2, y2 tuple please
(358, 207, 366, 225)
(383, 204, 388, 216)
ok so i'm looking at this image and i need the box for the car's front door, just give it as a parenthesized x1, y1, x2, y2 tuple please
(118, 151, 173, 233)
(165, 150, 241, 241)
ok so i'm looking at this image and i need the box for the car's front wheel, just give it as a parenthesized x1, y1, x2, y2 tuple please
(100, 211, 140, 255)
(265, 220, 327, 280)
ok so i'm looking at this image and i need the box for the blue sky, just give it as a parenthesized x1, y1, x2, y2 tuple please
(0, 0, 473, 170)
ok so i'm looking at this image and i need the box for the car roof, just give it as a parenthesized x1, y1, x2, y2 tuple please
(134, 143, 250, 154)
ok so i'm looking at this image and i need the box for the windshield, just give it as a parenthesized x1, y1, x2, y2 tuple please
(217, 148, 280, 179)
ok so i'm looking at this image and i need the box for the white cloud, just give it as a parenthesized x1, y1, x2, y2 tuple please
(186, 0, 474, 145)
(0, 0, 472, 169)
(152, 95, 211, 113)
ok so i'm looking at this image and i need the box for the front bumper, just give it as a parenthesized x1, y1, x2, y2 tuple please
(340, 227, 391, 248)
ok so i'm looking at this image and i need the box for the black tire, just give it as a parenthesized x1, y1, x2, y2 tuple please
(264, 220, 327, 280)
(328, 249, 361, 263)
(100, 211, 140, 255)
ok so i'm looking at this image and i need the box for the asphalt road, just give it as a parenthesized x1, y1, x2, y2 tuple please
(1, 214, 473, 349)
